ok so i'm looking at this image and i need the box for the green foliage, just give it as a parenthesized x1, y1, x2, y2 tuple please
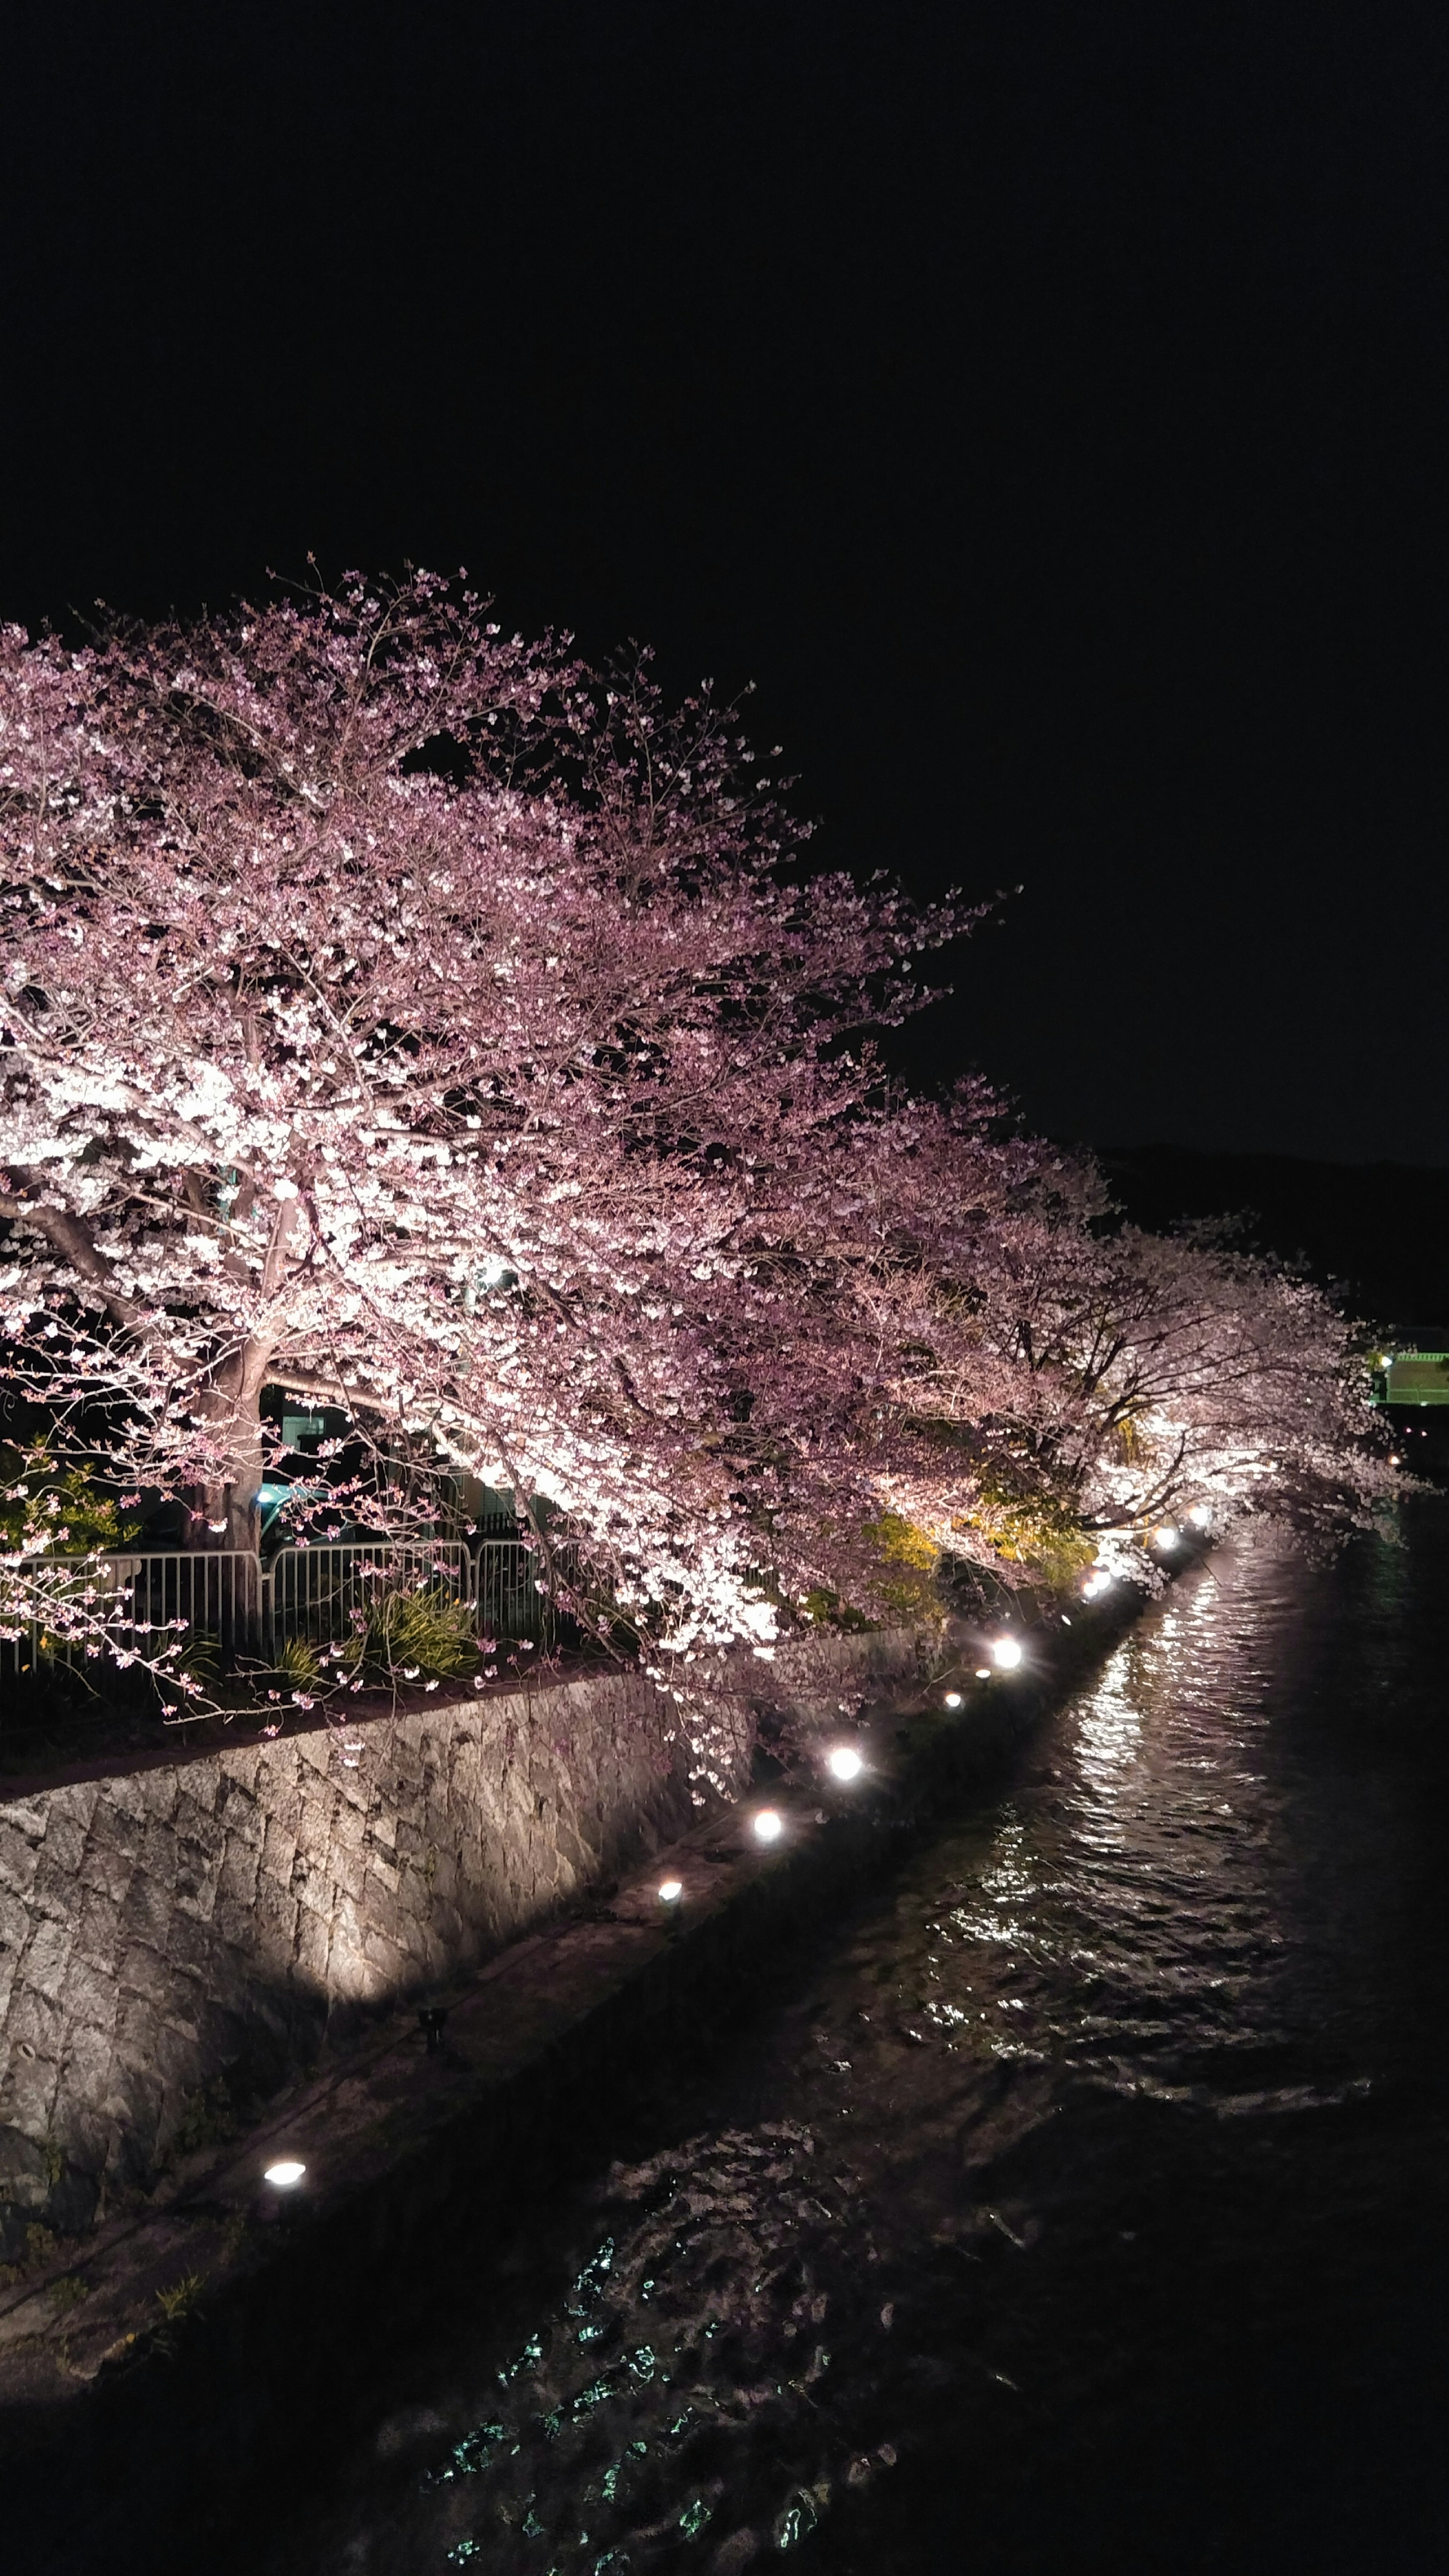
(343, 1582, 479, 1685)
(955, 1468, 1095, 1589)
(797, 1586, 875, 1633)
(47, 2273, 90, 2315)
(172, 2077, 237, 2157)
(797, 1513, 944, 1632)
(863, 1512, 945, 1622)
(273, 1634, 322, 1688)
(0, 1443, 140, 1556)
(155, 2270, 206, 2324)
(165, 1627, 222, 1712)
(23, 2223, 55, 2267)
(154, 2270, 208, 2346)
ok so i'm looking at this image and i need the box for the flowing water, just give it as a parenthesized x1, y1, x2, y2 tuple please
(262, 1513, 1449, 2576)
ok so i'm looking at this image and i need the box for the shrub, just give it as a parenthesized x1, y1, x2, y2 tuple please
(343, 1582, 479, 1686)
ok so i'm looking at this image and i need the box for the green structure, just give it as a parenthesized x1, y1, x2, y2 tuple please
(1371, 1333, 1449, 1405)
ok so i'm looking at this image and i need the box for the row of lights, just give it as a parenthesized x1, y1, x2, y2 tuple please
(655, 1641, 1034, 1910)
(660, 1737, 875, 1907)
(269, 1506, 1223, 2184)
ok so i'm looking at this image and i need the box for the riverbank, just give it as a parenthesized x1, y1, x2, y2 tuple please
(0, 1563, 1189, 2572)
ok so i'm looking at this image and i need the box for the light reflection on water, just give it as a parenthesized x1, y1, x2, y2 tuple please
(268, 1517, 1449, 2576)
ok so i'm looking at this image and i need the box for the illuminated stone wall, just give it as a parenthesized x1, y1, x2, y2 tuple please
(0, 1631, 923, 2256)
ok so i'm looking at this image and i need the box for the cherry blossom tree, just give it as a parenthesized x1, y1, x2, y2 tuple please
(0, 576, 978, 1654)
(0, 572, 1393, 1688)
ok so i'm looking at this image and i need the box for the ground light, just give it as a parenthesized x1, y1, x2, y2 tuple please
(991, 1637, 1023, 1671)
(1188, 1504, 1212, 1528)
(264, 2159, 306, 2189)
(1155, 1525, 1181, 1551)
(753, 1809, 784, 1844)
(975, 1666, 991, 1678)
(942, 1690, 963, 1709)
(827, 1745, 864, 1781)
(658, 1878, 683, 1904)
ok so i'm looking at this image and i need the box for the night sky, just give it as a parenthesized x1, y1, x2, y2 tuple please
(5, 3, 1447, 1166)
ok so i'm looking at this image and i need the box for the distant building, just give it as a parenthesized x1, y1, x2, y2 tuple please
(1371, 1333, 1449, 1406)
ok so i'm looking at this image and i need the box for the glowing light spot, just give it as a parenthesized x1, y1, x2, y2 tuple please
(827, 1744, 864, 1780)
(1155, 1525, 1180, 1550)
(975, 1666, 991, 1678)
(991, 1637, 1023, 1671)
(753, 1808, 784, 1844)
(657, 1878, 683, 1903)
(264, 2159, 306, 2189)
(942, 1690, 963, 1709)
(1187, 1505, 1212, 1528)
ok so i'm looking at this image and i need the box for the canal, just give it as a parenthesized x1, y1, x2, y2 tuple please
(257, 1509, 1449, 2575)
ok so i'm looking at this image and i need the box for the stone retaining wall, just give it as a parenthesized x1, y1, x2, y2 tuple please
(0, 1630, 924, 2259)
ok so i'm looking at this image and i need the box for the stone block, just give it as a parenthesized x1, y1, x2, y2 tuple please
(0, 2122, 49, 2206)
(72, 1883, 123, 1973)
(0, 2046, 59, 2139)
(108, 1769, 174, 1829)
(359, 1925, 409, 1990)
(55, 2020, 117, 2134)
(215, 1835, 260, 1915)
(294, 1729, 335, 1778)
(122, 1861, 180, 1955)
(60, 1948, 120, 2040)
(0, 1818, 40, 1902)
(0, 1798, 49, 1841)
(249, 1877, 300, 1969)
(118, 1940, 184, 2013)
(7, 1985, 64, 2074)
(218, 1790, 265, 1855)
(37, 1800, 89, 1879)
(0, 1883, 31, 1962)
(175, 1784, 228, 1857)
(365, 1852, 400, 1902)
(160, 1904, 220, 1988)
(152, 2018, 206, 2110)
(261, 1812, 298, 1887)
(18, 1914, 72, 2005)
(77, 1824, 140, 1909)
(292, 1899, 332, 1990)
(172, 1834, 224, 1924)
(328, 1796, 366, 1857)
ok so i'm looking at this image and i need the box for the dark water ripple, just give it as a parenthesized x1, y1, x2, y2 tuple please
(268, 1513, 1449, 2576)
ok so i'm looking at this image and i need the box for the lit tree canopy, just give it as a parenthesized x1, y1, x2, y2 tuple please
(0, 574, 1392, 1666)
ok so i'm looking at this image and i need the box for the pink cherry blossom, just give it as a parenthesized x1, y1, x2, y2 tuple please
(0, 573, 1393, 1706)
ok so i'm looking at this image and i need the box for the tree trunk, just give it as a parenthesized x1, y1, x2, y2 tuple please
(182, 1339, 272, 1553)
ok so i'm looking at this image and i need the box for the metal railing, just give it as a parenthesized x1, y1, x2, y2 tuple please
(266, 1541, 471, 1654)
(2, 1537, 587, 1679)
(2, 1549, 264, 1677)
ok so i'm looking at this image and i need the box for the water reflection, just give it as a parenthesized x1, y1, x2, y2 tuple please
(269, 1517, 1449, 2575)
